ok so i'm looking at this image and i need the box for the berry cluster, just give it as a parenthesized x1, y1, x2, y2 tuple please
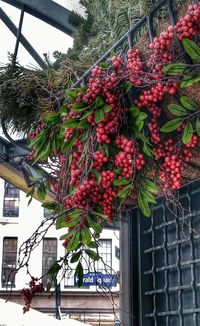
(21, 277, 44, 313)
(176, 4, 200, 40)
(126, 49, 143, 86)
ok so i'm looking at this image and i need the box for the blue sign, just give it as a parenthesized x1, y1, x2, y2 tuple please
(74, 272, 117, 287)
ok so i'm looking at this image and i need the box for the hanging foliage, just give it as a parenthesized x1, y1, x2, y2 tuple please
(23, 3, 200, 290)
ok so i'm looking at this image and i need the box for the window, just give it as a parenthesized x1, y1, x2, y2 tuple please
(1, 237, 18, 287)
(4, 182, 20, 198)
(42, 238, 57, 287)
(64, 239, 112, 287)
(3, 182, 19, 217)
(97, 239, 112, 273)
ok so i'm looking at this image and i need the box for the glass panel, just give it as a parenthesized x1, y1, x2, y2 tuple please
(42, 238, 57, 287)
(2, 237, 18, 287)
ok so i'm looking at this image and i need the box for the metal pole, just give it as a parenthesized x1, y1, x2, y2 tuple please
(12, 5, 25, 66)
(55, 283, 61, 319)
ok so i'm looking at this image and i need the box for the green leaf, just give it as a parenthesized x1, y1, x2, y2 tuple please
(95, 96, 104, 107)
(62, 118, 79, 128)
(180, 96, 198, 111)
(85, 249, 99, 261)
(182, 38, 200, 62)
(66, 208, 84, 218)
(47, 263, 61, 276)
(160, 118, 184, 132)
(196, 117, 200, 137)
(102, 105, 112, 113)
(37, 182, 46, 200)
(167, 104, 187, 116)
(70, 251, 81, 263)
(75, 261, 84, 287)
(72, 102, 87, 112)
(87, 215, 102, 233)
(62, 132, 77, 152)
(92, 169, 102, 184)
(81, 226, 91, 244)
(87, 241, 98, 249)
(113, 177, 130, 186)
(182, 122, 193, 144)
(143, 143, 154, 157)
(43, 112, 60, 122)
(134, 119, 144, 132)
(91, 210, 107, 219)
(67, 230, 80, 252)
(65, 88, 83, 102)
(181, 76, 200, 88)
(56, 215, 80, 229)
(77, 119, 90, 129)
(138, 191, 151, 217)
(138, 111, 148, 120)
(129, 106, 140, 118)
(117, 184, 131, 199)
(145, 179, 158, 194)
(59, 227, 77, 240)
(141, 189, 157, 204)
(80, 109, 94, 120)
(162, 63, 190, 75)
(94, 108, 105, 123)
(124, 82, 132, 93)
(42, 202, 57, 210)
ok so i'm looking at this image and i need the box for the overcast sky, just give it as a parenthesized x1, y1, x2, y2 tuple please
(0, 0, 86, 68)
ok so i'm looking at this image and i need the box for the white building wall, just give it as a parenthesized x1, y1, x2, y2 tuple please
(0, 178, 120, 291)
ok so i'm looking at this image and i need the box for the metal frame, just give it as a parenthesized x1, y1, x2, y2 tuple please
(0, 0, 77, 67)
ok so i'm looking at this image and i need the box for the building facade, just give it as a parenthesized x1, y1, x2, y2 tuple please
(0, 178, 120, 324)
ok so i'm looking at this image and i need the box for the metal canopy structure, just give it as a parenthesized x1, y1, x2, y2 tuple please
(0, 0, 79, 194)
(0, 0, 77, 68)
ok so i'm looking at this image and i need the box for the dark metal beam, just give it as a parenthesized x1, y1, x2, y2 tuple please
(1, 0, 77, 36)
(0, 7, 47, 68)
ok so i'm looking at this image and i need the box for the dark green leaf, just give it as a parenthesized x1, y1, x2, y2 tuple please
(87, 241, 98, 248)
(92, 169, 102, 184)
(138, 191, 151, 217)
(182, 38, 200, 62)
(80, 109, 94, 120)
(47, 263, 61, 276)
(102, 105, 112, 113)
(62, 132, 77, 152)
(87, 215, 102, 233)
(124, 82, 132, 93)
(62, 118, 79, 128)
(85, 249, 99, 261)
(138, 111, 148, 120)
(81, 226, 91, 244)
(143, 143, 154, 157)
(65, 88, 84, 102)
(196, 117, 200, 137)
(70, 251, 81, 263)
(43, 112, 60, 122)
(160, 118, 184, 132)
(95, 96, 104, 107)
(42, 201, 57, 210)
(167, 104, 187, 116)
(141, 189, 157, 204)
(117, 184, 131, 198)
(129, 106, 140, 118)
(67, 230, 80, 252)
(72, 102, 87, 112)
(180, 96, 198, 111)
(162, 63, 190, 75)
(75, 261, 84, 287)
(91, 210, 107, 219)
(94, 108, 105, 123)
(182, 122, 193, 144)
(181, 76, 200, 88)
(37, 182, 46, 200)
(113, 177, 130, 186)
(59, 227, 77, 240)
(134, 119, 144, 132)
(66, 208, 84, 218)
(145, 179, 158, 194)
(77, 119, 90, 129)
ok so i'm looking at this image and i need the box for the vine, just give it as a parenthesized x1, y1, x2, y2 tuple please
(20, 3, 200, 300)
